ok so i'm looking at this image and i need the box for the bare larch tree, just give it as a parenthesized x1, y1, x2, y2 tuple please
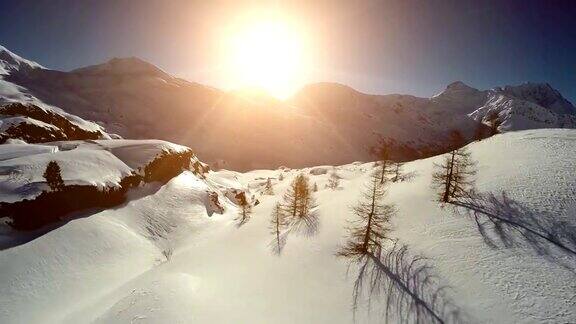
(269, 202, 288, 255)
(391, 161, 404, 182)
(376, 143, 393, 184)
(235, 192, 252, 227)
(337, 172, 395, 258)
(327, 171, 340, 190)
(282, 173, 319, 236)
(338, 173, 464, 323)
(432, 146, 477, 203)
(263, 177, 274, 195)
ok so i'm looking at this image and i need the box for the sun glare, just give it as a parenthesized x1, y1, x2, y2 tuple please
(225, 15, 306, 99)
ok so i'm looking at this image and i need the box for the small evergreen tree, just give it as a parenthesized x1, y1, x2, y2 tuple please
(43, 161, 64, 192)
(278, 172, 284, 181)
(432, 146, 477, 203)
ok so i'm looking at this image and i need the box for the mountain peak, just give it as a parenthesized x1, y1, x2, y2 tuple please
(71, 56, 169, 77)
(497, 82, 576, 115)
(446, 81, 474, 90)
(0, 45, 44, 75)
(432, 81, 482, 99)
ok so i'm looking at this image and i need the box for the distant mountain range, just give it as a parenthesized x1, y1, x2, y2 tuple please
(1, 45, 575, 170)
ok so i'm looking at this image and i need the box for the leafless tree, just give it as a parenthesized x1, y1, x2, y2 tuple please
(376, 143, 393, 184)
(337, 173, 395, 258)
(282, 173, 319, 236)
(269, 202, 288, 255)
(235, 193, 252, 227)
(326, 171, 341, 190)
(431, 147, 477, 203)
(263, 177, 274, 195)
(338, 174, 464, 323)
(392, 161, 404, 182)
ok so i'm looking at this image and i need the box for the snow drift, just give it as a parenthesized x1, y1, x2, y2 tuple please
(0, 139, 199, 229)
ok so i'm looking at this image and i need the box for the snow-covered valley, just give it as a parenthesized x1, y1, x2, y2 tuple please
(1, 129, 574, 323)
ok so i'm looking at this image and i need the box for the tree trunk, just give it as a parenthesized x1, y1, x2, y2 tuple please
(442, 151, 456, 203)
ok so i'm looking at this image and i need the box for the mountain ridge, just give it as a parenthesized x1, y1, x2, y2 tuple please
(1, 44, 575, 170)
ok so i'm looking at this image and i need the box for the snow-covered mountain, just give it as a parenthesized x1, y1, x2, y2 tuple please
(1, 129, 574, 323)
(2, 45, 575, 170)
(0, 46, 110, 143)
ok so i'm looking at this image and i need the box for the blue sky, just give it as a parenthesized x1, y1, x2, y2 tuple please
(0, 0, 574, 102)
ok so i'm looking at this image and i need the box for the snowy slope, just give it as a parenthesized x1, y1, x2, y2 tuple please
(0, 139, 190, 203)
(1, 129, 574, 323)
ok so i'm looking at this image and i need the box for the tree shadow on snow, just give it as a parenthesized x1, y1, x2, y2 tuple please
(452, 191, 576, 271)
(347, 242, 469, 324)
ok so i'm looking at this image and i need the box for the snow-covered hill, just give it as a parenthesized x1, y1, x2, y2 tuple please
(0, 46, 110, 143)
(3, 44, 574, 170)
(1, 129, 574, 323)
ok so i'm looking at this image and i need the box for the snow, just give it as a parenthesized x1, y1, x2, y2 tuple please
(0, 171, 231, 324)
(1, 129, 574, 323)
(92, 139, 189, 169)
(0, 139, 192, 203)
(0, 45, 44, 75)
(0, 143, 57, 161)
(0, 115, 59, 132)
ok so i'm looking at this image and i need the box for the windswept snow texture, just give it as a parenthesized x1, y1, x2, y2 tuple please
(0, 139, 191, 203)
(1, 129, 574, 323)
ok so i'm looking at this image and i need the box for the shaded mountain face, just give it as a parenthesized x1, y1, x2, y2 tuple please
(0, 47, 109, 143)
(2, 45, 575, 170)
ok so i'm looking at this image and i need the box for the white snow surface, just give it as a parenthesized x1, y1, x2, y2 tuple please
(1, 129, 574, 323)
(0, 45, 44, 75)
(0, 139, 191, 203)
(0, 115, 59, 132)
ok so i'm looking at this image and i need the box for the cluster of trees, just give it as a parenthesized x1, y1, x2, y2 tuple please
(269, 173, 319, 254)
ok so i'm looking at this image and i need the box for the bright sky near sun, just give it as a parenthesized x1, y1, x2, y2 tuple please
(1, 1, 575, 102)
(222, 12, 308, 99)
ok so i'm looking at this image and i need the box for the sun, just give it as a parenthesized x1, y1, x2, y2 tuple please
(224, 15, 306, 99)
